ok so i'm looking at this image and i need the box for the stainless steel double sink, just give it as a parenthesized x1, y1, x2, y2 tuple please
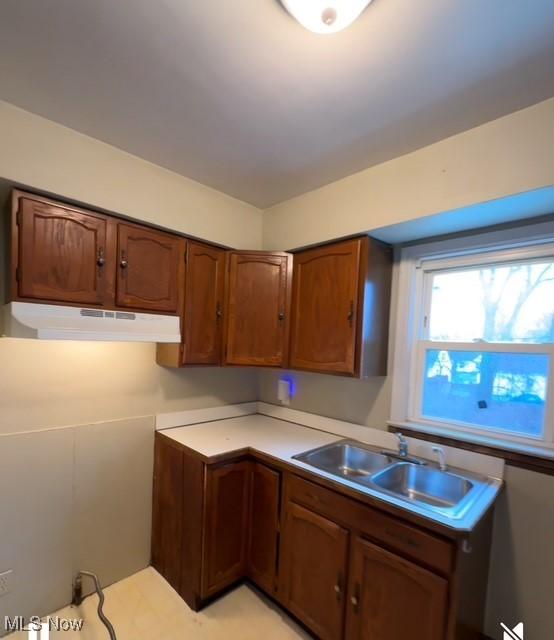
(293, 440, 488, 520)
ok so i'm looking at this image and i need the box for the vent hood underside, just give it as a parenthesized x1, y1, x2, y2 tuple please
(1, 302, 181, 342)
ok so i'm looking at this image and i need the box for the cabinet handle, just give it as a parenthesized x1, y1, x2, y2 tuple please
(120, 251, 128, 269)
(347, 300, 355, 326)
(96, 248, 105, 267)
(216, 302, 223, 321)
(334, 573, 343, 601)
(351, 583, 360, 613)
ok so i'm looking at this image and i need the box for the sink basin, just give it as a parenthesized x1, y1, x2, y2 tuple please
(293, 439, 498, 525)
(371, 463, 473, 509)
(293, 441, 391, 479)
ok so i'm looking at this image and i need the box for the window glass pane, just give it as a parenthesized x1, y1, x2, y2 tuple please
(428, 261, 554, 343)
(422, 349, 548, 438)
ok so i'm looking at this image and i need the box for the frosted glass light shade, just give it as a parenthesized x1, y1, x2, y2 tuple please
(281, 0, 373, 34)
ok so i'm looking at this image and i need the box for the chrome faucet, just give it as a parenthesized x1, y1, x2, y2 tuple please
(396, 432, 409, 457)
(432, 446, 447, 471)
(381, 432, 426, 465)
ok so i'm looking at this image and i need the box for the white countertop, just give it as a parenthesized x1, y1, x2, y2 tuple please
(160, 414, 339, 460)
(160, 413, 502, 533)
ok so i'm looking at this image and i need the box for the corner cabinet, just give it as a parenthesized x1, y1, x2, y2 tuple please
(224, 251, 292, 367)
(247, 462, 281, 595)
(151, 434, 282, 610)
(203, 461, 251, 597)
(289, 236, 392, 377)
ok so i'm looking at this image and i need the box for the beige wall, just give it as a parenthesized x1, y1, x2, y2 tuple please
(0, 100, 263, 249)
(0, 416, 156, 634)
(0, 339, 257, 435)
(263, 97, 554, 250)
(0, 101, 261, 630)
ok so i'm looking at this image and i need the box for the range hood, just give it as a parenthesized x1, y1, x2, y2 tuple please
(1, 302, 181, 342)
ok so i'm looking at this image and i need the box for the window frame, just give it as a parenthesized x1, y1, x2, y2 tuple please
(390, 221, 554, 457)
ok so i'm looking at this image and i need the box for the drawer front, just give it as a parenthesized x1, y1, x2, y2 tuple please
(285, 473, 454, 576)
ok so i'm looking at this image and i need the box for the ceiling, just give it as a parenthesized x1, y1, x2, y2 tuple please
(1, 1, 554, 209)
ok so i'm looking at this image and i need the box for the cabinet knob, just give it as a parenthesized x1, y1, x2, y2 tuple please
(97, 248, 105, 267)
(351, 583, 360, 612)
(216, 302, 223, 320)
(120, 251, 128, 269)
(278, 308, 285, 321)
(347, 300, 355, 326)
(334, 573, 343, 601)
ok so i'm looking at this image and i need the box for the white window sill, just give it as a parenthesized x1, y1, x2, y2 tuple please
(387, 420, 554, 461)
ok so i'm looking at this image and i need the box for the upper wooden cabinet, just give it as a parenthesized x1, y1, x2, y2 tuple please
(182, 241, 226, 365)
(10, 191, 186, 316)
(115, 222, 184, 313)
(13, 195, 114, 306)
(289, 236, 392, 377)
(224, 251, 292, 367)
(345, 537, 448, 640)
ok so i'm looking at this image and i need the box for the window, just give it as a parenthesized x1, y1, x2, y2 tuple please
(391, 223, 554, 455)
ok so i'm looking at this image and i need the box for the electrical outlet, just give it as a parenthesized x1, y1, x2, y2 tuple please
(0, 570, 13, 597)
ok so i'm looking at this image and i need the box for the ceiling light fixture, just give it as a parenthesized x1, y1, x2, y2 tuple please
(281, 0, 373, 34)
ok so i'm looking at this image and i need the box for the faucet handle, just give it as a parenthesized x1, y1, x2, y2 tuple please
(395, 432, 408, 456)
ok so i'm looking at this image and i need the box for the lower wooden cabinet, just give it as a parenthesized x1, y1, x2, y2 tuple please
(150, 434, 185, 592)
(204, 461, 251, 596)
(280, 502, 349, 640)
(151, 433, 493, 638)
(247, 462, 281, 594)
(345, 537, 448, 640)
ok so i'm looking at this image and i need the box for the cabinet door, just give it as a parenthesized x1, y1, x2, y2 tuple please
(290, 238, 362, 375)
(346, 537, 448, 640)
(248, 463, 280, 594)
(182, 241, 225, 364)
(224, 252, 292, 367)
(151, 435, 184, 592)
(116, 223, 183, 313)
(203, 461, 251, 597)
(280, 502, 349, 640)
(16, 197, 111, 305)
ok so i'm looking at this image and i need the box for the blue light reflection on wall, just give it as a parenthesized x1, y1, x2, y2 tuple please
(279, 374, 297, 399)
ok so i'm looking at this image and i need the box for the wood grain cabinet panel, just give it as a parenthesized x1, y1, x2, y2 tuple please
(224, 251, 292, 367)
(203, 461, 251, 597)
(151, 435, 185, 592)
(247, 463, 280, 594)
(182, 241, 226, 365)
(15, 196, 112, 305)
(280, 502, 349, 640)
(116, 223, 183, 313)
(289, 236, 391, 377)
(290, 239, 361, 375)
(346, 537, 448, 640)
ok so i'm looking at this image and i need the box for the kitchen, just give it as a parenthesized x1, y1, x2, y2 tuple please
(1, 2, 553, 640)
